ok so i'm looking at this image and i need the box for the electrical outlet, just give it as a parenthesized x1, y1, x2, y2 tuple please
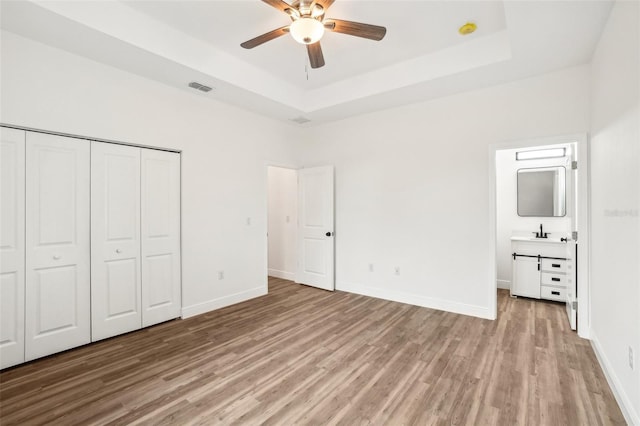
(246, 217, 251, 226)
(629, 346, 634, 370)
(368, 263, 374, 272)
(286, 215, 290, 223)
(218, 271, 224, 280)
(394, 266, 400, 275)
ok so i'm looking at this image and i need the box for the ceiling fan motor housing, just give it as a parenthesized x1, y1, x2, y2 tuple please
(292, 1, 325, 18)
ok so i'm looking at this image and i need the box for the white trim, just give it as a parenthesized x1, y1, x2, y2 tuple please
(264, 161, 299, 170)
(488, 144, 498, 320)
(489, 133, 590, 337)
(268, 269, 296, 281)
(0, 123, 181, 153)
(591, 331, 640, 426)
(337, 281, 492, 320)
(491, 133, 585, 151)
(181, 286, 267, 319)
(577, 135, 591, 339)
(497, 279, 511, 290)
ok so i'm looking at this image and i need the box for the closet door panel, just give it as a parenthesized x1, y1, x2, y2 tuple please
(91, 142, 141, 341)
(141, 149, 181, 327)
(0, 128, 26, 369)
(32, 267, 80, 333)
(25, 132, 90, 361)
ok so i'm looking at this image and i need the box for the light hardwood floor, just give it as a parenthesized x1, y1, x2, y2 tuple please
(0, 277, 625, 425)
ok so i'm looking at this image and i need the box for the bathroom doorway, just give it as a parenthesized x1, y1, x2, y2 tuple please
(489, 134, 590, 338)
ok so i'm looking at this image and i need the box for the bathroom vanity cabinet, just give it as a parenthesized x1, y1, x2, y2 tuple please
(511, 237, 569, 302)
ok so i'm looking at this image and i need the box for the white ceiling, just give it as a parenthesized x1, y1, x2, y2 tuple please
(1, 0, 613, 125)
(122, 0, 509, 90)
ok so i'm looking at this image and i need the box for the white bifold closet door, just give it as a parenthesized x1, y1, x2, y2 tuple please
(141, 149, 181, 327)
(25, 132, 91, 361)
(92, 142, 181, 341)
(0, 128, 26, 369)
(91, 142, 142, 341)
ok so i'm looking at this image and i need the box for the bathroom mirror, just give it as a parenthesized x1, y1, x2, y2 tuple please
(517, 166, 566, 217)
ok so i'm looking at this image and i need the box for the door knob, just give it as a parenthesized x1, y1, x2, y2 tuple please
(115, 249, 122, 254)
(53, 255, 61, 260)
(326, 232, 332, 237)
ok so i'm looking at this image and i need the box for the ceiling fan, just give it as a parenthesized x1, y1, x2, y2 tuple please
(241, 0, 387, 69)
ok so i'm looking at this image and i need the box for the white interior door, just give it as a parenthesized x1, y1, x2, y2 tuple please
(564, 149, 577, 330)
(141, 148, 181, 327)
(91, 142, 142, 341)
(296, 166, 335, 291)
(1, 128, 26, 369)
(25, 132, 90, 361)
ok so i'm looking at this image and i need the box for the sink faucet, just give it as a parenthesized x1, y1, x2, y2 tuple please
(534, 223, 549, 239)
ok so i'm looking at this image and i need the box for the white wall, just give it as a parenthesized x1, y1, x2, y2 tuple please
(0, 31, 302, 317)
(589, 0, 640, 423)
(298, 65, 590, 318)
(267, 166, 297, 280)
(495, 146, 572, 288)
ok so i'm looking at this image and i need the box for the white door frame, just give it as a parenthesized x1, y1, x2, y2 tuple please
(264, 162, 299, 291)
(488, 133, 590, 338)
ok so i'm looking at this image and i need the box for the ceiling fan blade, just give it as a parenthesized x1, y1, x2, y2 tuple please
(325, 19, 387, 41)
(241, 26, 290, 49)
(261, 0, 292, 13)
(307, 42, 325, 69)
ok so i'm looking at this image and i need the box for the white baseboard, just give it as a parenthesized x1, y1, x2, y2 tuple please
(497, 279, 511, 290)
(337, 281, 492, 319)
(268, 268, 295, 281)
(181, 286, 267, 319)
(590, 331, 639, 426)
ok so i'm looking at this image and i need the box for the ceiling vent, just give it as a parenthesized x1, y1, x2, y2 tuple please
(290, 116, 311, 124)
(188, 82, 213, 93)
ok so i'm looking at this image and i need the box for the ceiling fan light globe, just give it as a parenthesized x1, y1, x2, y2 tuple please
(290, 17, 325, 44)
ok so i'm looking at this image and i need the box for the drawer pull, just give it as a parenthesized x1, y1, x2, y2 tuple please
(552, 263, 561, 268)
(551, 277, 561, 282)
(551, 291, 560, 296)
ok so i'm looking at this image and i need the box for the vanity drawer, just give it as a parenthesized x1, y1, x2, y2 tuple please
(541, 285, 565, 302)
(541, 272, 568, 287)
(541, 259, 567, 273)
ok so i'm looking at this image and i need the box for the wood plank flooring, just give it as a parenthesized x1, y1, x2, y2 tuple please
(0, 277, 625, 425)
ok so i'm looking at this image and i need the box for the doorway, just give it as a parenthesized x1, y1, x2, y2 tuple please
(489, 134, 590, 338)
(266, 165, 336, 292)
(267, 166, 298, 283)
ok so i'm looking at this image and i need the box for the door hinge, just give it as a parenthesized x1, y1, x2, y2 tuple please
(571, 161, 578, 170)
(572, 300, 578, 310)
(572, 231, 578, 241)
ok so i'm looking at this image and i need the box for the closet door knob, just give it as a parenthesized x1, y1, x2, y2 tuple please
(53, 255, 61, 260)
(115, 249, 122, 254)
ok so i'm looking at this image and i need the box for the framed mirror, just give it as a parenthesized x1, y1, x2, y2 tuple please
(517, 166, 566, 217)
